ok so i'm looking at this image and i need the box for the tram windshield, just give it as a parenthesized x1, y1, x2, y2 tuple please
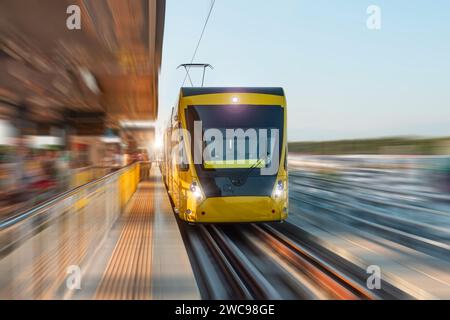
(185, 105, 284, 175)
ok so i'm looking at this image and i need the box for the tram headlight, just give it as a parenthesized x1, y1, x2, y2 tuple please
(190, 182, 203, 201)
(274, 180, 285, 198)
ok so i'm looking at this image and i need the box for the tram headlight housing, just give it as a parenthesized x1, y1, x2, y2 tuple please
(190, 182, 203, 201)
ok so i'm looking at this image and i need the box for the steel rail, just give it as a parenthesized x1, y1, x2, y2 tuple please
(254, 224, 376, 300)
(179, 222, 281, 299)
(206, 225, 282, 299)
(269, 220, 415, 299)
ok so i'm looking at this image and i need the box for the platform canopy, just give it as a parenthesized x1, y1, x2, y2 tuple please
(0, 0, 165, 145)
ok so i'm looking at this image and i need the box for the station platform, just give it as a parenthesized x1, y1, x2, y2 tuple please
(0, 165, 200, 300)
(74, 167, 200, 300)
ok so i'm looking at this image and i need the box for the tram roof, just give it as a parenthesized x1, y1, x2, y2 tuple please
(181, 87, 285, 97)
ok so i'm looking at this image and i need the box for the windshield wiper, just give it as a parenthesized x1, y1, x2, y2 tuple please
(231, 156, 268, 186)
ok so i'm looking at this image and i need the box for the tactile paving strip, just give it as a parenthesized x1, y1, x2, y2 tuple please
(95, 182, 154, 300)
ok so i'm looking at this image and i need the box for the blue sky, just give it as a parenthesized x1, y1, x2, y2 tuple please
(159, 0, 450, 141)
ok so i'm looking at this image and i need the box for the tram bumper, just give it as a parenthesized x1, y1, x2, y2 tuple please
(183, 196, 288, 223)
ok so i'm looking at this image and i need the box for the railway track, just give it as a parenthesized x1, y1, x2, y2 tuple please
(269, 221, 411, 299)
(179, 223, 279, 299)
(253, 224, 376, 299)
(178, 220, 383, 300)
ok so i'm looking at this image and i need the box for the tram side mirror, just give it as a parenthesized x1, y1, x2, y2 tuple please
(178, 162, 189, 172)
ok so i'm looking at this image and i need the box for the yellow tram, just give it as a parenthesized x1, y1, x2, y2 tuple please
(162, 87, 288, 223)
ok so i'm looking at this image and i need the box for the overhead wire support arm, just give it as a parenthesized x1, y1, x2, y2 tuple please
(177, 63, 214, 87)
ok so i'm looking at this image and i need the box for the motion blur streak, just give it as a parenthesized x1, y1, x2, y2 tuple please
(1, 0, 450, 301)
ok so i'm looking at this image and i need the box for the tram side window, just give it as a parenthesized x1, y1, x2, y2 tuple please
(177, 123, 189, 172)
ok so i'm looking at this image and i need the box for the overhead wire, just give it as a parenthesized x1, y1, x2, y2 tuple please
(181, 0, 217, 87)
